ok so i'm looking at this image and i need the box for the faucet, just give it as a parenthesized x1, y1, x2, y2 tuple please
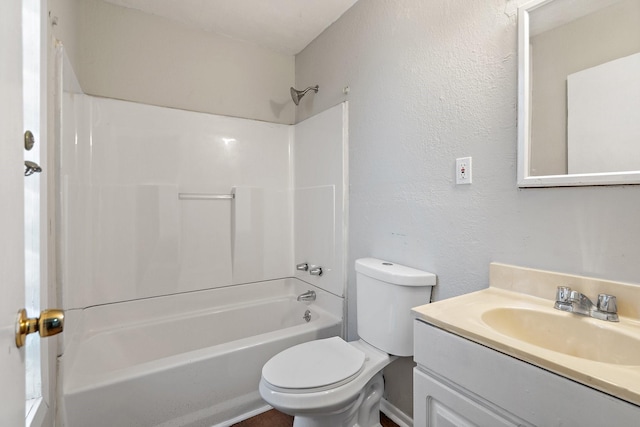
(297, 290, 316, 302)
(554, 286, 619, 322)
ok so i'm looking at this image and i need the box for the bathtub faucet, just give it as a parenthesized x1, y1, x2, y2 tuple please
(297, 290, 316, 302)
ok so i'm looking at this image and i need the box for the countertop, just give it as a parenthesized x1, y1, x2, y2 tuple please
(412, 263, 640, 407)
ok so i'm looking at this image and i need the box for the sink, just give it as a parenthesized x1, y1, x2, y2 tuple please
(412, 263, 640, 406)
(481, 307, 640, 365)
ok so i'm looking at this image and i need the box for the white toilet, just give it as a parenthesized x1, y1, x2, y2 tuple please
(259, 258, 436, 427)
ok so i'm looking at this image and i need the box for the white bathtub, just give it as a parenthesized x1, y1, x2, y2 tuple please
(58, 278, 342, 427)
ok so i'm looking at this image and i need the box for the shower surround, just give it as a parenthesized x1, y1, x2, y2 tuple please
(57, 92, 348, 425)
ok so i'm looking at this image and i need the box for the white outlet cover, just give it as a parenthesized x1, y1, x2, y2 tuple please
(456, 157, 472, 185)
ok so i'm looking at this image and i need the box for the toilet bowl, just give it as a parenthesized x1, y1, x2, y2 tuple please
(259, 258, 436, 427)
(259, 338, 394, 426)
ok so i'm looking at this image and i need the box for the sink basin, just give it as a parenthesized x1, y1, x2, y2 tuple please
(481, 307, 640, 365)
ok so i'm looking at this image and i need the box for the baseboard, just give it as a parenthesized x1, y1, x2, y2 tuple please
(213, 404, 272, 427)
(380, 398, 413, 427)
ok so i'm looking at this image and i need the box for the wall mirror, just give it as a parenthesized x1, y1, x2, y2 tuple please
(517, 0, 640, 187)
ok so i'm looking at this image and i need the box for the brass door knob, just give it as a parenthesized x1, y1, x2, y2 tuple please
(15, 308, 64, 348)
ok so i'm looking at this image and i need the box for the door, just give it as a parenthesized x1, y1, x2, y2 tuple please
(1, 0, 28, 425)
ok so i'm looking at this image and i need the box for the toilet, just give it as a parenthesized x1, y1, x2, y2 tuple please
(259, 258, 436, 427)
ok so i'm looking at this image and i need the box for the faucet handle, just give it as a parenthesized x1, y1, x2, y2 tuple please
(597, 294, 617, 314)
(556, 286, 571, 303)
(309, 266, 323, 276)
(554, 286, 573, 311)
(296, 262, 309, 271)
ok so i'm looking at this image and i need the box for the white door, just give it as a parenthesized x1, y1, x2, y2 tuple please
(1, 0, 28, 425)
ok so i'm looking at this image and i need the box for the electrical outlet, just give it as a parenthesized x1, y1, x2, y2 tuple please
(456, 157, 472, 185)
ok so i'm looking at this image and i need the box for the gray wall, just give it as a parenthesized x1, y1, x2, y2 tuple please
(49, 0, 295, 124)
(295, 0, 640, 417)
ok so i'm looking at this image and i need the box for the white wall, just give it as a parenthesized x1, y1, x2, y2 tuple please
(60, 93, 348, 312)
(293, 103, 348, 298)
(49, 0, 295, 124)
(61, 94, 293, 308)
(567, 52, 640, 174)
(294, 0, 640, 417)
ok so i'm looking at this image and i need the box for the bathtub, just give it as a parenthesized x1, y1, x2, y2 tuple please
(58, 278, 342, 427)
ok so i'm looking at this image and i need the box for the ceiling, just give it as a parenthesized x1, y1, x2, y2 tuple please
(102, 0, 359, 55)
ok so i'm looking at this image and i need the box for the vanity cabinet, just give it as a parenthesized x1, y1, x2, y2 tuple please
(414, 368, 527, 427)
(413, 319, 640, 427)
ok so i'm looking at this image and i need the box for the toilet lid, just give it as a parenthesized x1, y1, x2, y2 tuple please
(262, 337, 366, 390)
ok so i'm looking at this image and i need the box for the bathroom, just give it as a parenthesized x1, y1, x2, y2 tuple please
(3, 0, 640, 426)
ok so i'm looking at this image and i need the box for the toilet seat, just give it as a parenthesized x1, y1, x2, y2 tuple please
(262, 337, 365, 392)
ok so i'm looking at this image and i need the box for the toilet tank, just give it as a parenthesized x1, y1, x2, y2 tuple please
(355, 258, 436, 357)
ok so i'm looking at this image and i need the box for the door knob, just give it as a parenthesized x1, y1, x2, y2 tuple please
(15, 308, 64, 348)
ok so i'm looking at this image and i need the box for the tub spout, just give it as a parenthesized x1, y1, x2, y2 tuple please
(297, 290, 316, 302)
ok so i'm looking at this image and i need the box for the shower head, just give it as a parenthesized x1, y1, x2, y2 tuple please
(290, 85, 319, 105)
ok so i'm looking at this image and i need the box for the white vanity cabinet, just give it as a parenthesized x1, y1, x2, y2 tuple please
(413, 319, 640, 427)
(413, 368, 528, 427)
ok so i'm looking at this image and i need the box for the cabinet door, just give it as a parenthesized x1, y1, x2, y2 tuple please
(414, 368, 527, 427)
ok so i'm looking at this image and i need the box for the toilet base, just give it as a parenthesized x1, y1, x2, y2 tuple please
(291, 371, 385, 427)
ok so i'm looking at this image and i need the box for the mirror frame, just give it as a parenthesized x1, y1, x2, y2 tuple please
(517, 0, 640, 187)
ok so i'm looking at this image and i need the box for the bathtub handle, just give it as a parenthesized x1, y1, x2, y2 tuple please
(309, 266, 323, 276)
(296, 262, 309, 271)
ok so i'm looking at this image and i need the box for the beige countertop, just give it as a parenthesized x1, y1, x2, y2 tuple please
(412, 263, 640, 407)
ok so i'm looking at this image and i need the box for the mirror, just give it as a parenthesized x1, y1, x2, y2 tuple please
(517, 0, 640, 187)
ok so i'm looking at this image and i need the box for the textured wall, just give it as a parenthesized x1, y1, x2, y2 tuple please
(49, 0, 295, 124)
(295, 0, 640, 417)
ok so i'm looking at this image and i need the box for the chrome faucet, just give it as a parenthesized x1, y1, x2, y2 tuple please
(309, 266, 323, 276)
(554, 286, 619, 322)
(569, 290, 596, 316)
(297, 290, 316, 302)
